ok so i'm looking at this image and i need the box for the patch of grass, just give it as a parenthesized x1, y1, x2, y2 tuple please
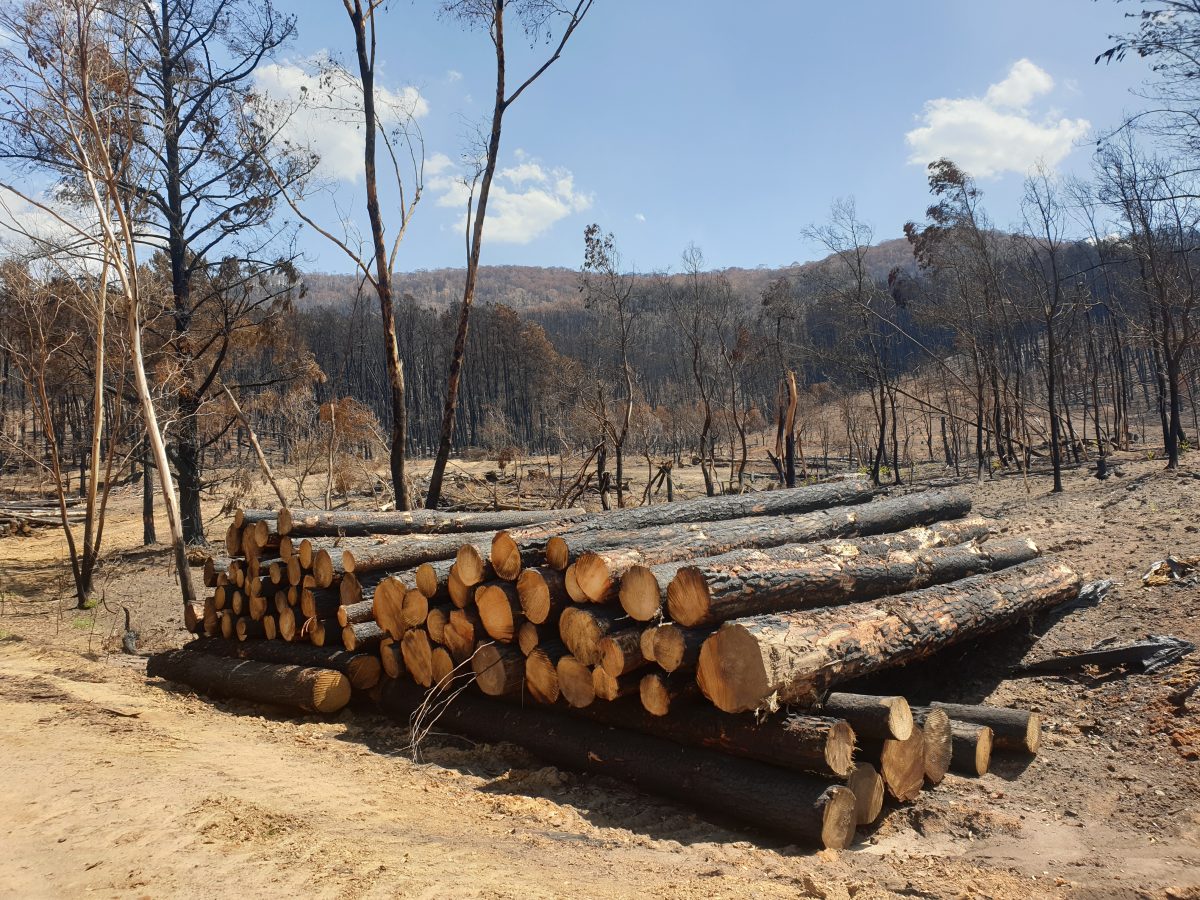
(0, 629, 13, 640)
(81, 597, 99, 610)
(70, 616, 93, 630)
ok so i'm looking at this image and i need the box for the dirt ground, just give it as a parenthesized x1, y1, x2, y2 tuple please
(2, 451, 1199, 899)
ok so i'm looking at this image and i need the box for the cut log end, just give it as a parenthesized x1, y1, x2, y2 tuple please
(696, 626, 769, 714)
(472, 643, 524, 697)
(846, 763, 884, 826)
(490, 531, 523, 581)
(665, 566, 710, 627)
(619, 565, 662, 621)
(546, 536, 569, 571)
(456, 544, 488, 586)
(556, 655, 595, 708)
(819, 785, 859, 850)
(573, 552, 615, 603)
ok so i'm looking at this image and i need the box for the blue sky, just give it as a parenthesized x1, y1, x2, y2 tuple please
(264, 0, 1153, 275)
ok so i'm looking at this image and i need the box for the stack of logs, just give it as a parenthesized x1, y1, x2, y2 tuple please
(1, 497, 85, 536)
(158, 478, 1080, 850)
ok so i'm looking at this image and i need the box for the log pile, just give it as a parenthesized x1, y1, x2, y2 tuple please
(1, 497, 85, 536)
(154, 481, 1080, 849)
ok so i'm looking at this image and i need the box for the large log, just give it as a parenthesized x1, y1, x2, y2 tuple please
(558, 605, 628, 667)
(573, 699, 857, 780)
(148, 648, 350, 713)
(818, 693, 913, 741)
(284, 507, 581, 538)
(476, 582, 525, 642)
(378, 680, 858, 849)
(572, 490, 973, 606)
(930, 701, 1042, 753)
(697, 558, 1081, 712)
(472, 643, 525, 697)
(666, 533, 1032, 627)
(183, 637, 380, 690)
(845, 763, 884, 826)
(912, 706, 952, 785)
(516, 566, 568, 625)
(858, 727, 925, 802)
(487, 479, 877, 579)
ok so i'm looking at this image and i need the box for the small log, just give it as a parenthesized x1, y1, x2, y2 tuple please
(819, 693, 914, 741)
(219, 612, 235, 640)
(415, 558, 455, 601)
(559, 605, 627, 667)
(698, 558, 1081, 712)
(526, 640, 568, 703)
(564, 564, 588, 603)
(401, 589, 429, 628)
(371, 577, 408, 640)
(859, 727, 925, 802)
(337, 599, 375, 628)
(930, 701, 1042, 754)
(639, 627, 658, 664)
(476, 581, 524, 642)
(343, 621, 385, 653)
(277, 607, 301, 642)
(431, 646, 455, 689)
(307, 616, 340, 648)
(425, 604, 453, 645)
(401, 628, 433, 687)
(148, 648, 350, 714)
(378, 679, 858, 848)
(653, 624, 712, 674)
(236, 617, 265, 641)
(846, 763, 884, 826)
(454, 541, 496, 587)
(516, 565, 568, 625)
(639, 672, 695, 717)
(912, 706, 952, 785)
(447, 565, 474, 608)
(380, 636, 406, 680)
(598, 628, 646, 677)
(450, 607, 486, 646)
(472, 643, 525, 697)
(592, 667, 640, 702)
(948, 721, 993, 776)
(517, 621, 542, 655)
(262, 614, 277, 640)
(556, 655, 596, 708)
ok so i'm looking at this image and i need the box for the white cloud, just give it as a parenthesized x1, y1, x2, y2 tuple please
(254, 55, 428, 183)
(905, 59, 1090, 179)
(430, 153, 592, 244)
(634, 212, 646, 223)
(447, 69, 463, 83)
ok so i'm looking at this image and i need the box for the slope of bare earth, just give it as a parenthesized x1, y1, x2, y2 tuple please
(1, 452, 1198, 899)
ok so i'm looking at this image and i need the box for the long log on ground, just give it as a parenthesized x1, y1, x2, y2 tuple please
(858, 727, 925, 802)
(668, 536, 1037, 628)
(285, 507, 581, 538)
(493, 477, 876, 575)
(697, 557, 1081, 712)
(378, 679, 858, 849)
(183, 637, 381, 690)
(846, 763, 884, 826)
(818, 693, 913, 741)
(148, 648, 350, 714)
(571, 698, 857, 780)
(568, 490, 972, 605)
(929, 701, 1043, 753)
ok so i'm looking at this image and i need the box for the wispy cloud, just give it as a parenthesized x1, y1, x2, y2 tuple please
(634, 212, 646, 223)
(905, 59, 1090, 178)
(254, 54, 428, 183)
(430, 150, 593, 244)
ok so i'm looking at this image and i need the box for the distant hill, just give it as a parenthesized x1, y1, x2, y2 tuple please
(296, 237, 917, 313)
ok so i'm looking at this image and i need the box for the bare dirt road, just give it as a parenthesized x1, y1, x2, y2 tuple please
(1, 453, 1199, 899)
